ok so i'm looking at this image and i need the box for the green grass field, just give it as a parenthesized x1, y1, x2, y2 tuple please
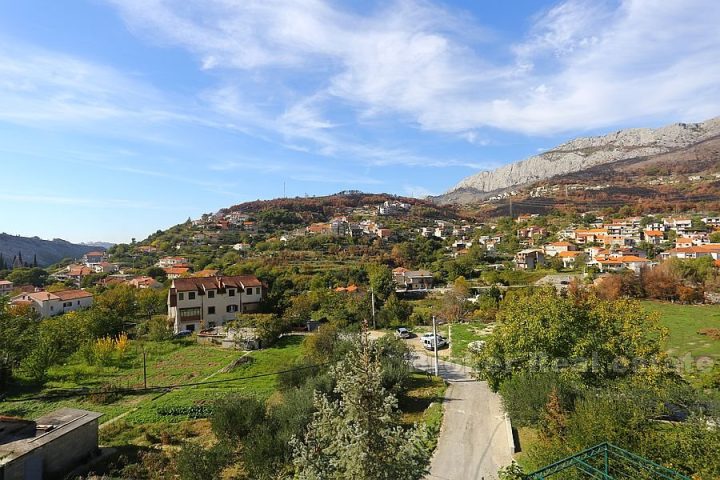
(642, 301, 720, 359)
(0, 336, 304, 426)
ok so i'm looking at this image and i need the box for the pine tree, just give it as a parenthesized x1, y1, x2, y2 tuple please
(291, 331, 431, 480)
(0, 253, 6, 270)
(32, 254, 37, 268)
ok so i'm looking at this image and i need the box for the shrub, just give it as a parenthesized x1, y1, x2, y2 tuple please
(499, 372, 577, 428)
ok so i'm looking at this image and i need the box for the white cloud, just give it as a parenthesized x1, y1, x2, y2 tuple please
(108, 0, 720, 139)
(0, 41, 176, 129)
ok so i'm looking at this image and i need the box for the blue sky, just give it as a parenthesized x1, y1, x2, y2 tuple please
(1, 0, 718, 243)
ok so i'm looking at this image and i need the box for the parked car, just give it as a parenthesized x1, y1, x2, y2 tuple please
(395, 327, 412, 339)
(174, 330, 193, 338)
(421, 333, 447, 350)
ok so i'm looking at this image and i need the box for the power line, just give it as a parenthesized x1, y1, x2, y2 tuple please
(1, 362, 329, 403)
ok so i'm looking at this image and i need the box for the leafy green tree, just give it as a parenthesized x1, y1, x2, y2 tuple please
(146, 315, 173, 341)
(96, 284, 138, 323)
(136, 288, 166, 320)
(6, 267, 48, 287)
(367, 263, 395, 302)
(291, 335, 431, 480)
(236, 313, 290, 347)
(378, 293, 412, 328)
(0, 304, 38, 389)
(211, 395, 266, 441)
(145, 266, 167, 280)
(474, 287, 666, 390)
(176, 442, 231, 480)
(499, 372, 577, 428)
(498, 462, 526, 480)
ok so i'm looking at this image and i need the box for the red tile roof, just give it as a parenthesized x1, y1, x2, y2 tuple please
(54, 289, 93, 301)
(172, 275, 262, 292)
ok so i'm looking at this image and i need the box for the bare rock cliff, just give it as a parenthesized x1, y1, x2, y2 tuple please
(443, 117, 720, 202)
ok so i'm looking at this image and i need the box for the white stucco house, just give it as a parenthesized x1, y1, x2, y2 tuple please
(11, 290, 94, 318)
(168, 275, 264, 333)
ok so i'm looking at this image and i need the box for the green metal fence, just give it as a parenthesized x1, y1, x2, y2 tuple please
(526, 442, 691, 479)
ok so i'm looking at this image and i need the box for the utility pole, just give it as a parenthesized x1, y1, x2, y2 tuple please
(143, 347, 147, 390)
(432, 315, 439, 376)
(371, 287, 376, 329)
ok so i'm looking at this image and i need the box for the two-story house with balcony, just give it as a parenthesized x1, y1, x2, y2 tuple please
(167, 275, 264, 333)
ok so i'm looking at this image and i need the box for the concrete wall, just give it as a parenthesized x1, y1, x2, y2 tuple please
(1, 420, 99, 480)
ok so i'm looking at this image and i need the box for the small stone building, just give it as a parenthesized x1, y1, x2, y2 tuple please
(0, 408, 102, 480)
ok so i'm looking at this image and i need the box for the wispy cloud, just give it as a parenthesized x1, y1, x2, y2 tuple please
(0, 192, 172, 210)
(108, 0, 720, 139)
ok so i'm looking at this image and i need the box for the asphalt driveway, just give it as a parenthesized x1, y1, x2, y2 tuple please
(411, 355, 514, 480)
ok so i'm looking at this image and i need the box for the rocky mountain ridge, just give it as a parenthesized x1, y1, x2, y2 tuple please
(438, 117, 720, 204)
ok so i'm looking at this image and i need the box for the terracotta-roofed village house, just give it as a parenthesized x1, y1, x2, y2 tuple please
(11, 289, 93, 318)
(559, 251, 583, 269)
(157, 256, 189, 269)
(306, 223, 332, 235)
(515, 249, 545, 270)
(676, 237, 694, 249)
(51, 265, 94, 285)
(544, 241, 576, 257)
(573, 228, 608, 245)
(164, 266, 191, 279)
(377, 228, 392, 239)
(392, 268, 433, 291)
(595, 255, 651, 273)
(643, 230, 665, 245)
(167, 275, 264, 333)
(659, 244, 720, 260)
(92, 261, 119, 274)
(127, 276, 162, 289)
(0, 280, 13, 296)
(82, 251, 107, 266)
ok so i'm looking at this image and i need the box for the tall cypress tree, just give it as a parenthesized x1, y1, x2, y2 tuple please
(32, 254, 38, 268)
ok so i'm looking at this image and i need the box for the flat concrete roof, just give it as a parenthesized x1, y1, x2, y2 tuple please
(0, 408, 102, 466)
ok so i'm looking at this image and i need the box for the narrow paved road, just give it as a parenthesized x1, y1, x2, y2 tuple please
(412, 354, 514, 480)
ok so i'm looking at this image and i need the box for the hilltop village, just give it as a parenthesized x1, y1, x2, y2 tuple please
(1, 192, 720, 479)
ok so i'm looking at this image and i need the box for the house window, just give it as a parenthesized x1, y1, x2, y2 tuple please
(178, 292, 184, 301)
(77, 300, 80, 305)
(189, 292, 196, 300)
(50, 306, 54, 311)
(226, 305, 238, 313)
(179, 307, 201, 318)
(208, 290, 215, 299)
(246, 287, 253, 295)
(208, 306, 216, 315)
(228, 289, 235, 297)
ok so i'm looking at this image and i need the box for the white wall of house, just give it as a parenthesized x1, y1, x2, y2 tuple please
(170, 284, 263, 333)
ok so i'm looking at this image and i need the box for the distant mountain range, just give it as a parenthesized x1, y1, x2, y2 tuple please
(0, 233, 102, 268)
(435, 116, 720, 205)
(80, 241, 116, 249)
